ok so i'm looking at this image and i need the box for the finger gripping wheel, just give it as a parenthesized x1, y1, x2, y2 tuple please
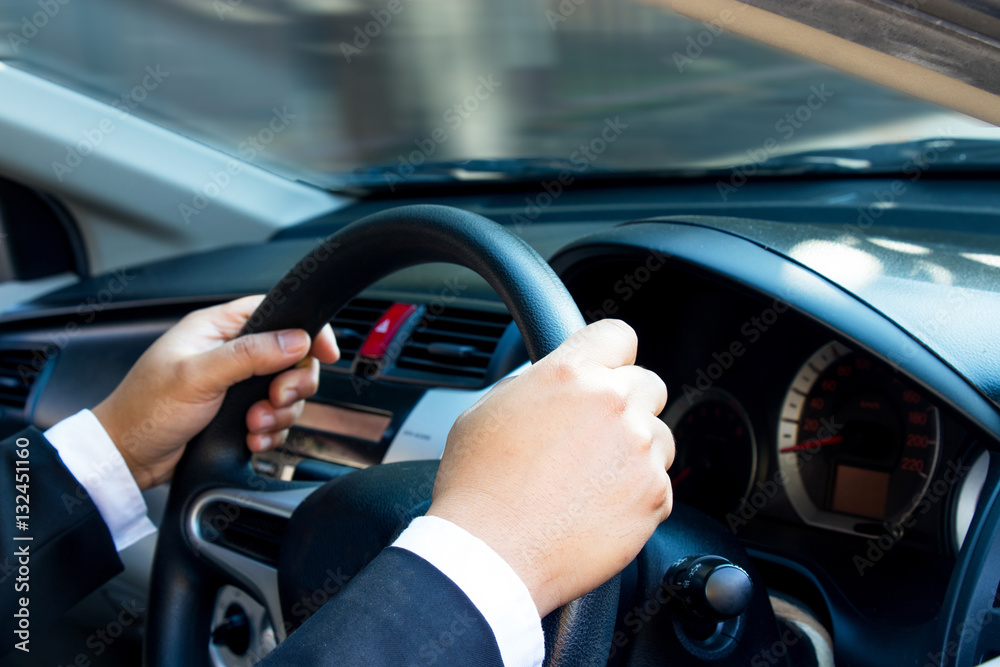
(145, 205, 616, 666)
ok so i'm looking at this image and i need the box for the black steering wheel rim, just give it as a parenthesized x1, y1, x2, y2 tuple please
(145, 204, 619, 666)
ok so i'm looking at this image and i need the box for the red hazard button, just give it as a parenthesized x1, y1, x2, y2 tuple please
(359, 303, 418, 360)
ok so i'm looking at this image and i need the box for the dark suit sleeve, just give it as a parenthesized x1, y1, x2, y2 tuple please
(0, 428, 123, 647)
(261, 546, 504, 666)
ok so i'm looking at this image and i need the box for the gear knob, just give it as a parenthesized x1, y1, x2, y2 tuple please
(663, 555, 754, 622)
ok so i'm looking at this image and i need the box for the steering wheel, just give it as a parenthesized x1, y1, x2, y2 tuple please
(145, 205, 621, 666)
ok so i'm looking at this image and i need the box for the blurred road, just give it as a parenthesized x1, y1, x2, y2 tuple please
(1, 0, 997, 187)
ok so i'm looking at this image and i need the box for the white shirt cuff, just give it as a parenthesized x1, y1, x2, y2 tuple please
(392, 515, 544, 667)
(44, 409, 157, 551)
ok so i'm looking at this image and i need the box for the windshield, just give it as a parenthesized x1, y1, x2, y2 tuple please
(3, 0, 999, 191)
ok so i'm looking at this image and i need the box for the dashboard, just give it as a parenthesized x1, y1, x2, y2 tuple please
(2, 180, 1000, 666)
(565, 250, 985, 629)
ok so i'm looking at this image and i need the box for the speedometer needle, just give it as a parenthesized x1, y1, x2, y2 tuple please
(780, 435, 843, 453)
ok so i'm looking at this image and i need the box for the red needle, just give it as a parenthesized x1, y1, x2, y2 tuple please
(780, 434, 843, 454)
(672, 465, 693, 487)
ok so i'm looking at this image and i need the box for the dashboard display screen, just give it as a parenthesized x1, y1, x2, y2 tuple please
(831, 465, 890, 520)
(296, 402, 392, 442)
(277, 403, 395, 469)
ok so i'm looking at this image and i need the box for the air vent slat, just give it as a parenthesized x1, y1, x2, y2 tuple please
(328, 298, 393, 366)
(0, 347, 48, 411)
(403, 342, 492, 363)
(421, 315, 509, 334)
(393, 357, 488, 379)
(409, 330, 503, 346)
(395, 307, 512, 383)
(0, 390, 30, 408)
(0, 355, 36, 367)
(198, 502, 287, 567)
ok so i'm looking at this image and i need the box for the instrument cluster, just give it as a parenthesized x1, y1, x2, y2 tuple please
(663, 340, 949, 542)
(564, 251, 989, 568)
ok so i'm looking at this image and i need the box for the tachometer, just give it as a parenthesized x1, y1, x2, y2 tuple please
(778, 341, 940, 536)
(664, 388, 757, 519)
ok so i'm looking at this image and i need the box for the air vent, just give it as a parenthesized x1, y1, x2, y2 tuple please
(328, 298, 392, 367)
(197, 502, 288, 567)
(0, 348, 48, 411)
(394, 307, 512, 384)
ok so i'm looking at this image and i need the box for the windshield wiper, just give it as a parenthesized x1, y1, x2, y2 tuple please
(330, 138, 1000, 195)
(726, 137, 1000, 175)
(341, 157, 614, 190)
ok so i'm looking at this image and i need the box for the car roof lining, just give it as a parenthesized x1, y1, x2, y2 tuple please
(652, 0, 1000, 128)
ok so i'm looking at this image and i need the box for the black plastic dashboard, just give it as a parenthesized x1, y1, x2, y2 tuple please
(547, 218, 1000, 665)
(2, 179, 1000, 666)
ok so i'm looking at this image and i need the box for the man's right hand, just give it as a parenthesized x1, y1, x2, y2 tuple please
(427, 319, 674, 616)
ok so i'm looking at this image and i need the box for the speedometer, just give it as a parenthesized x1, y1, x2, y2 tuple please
(777, 341, 940, 536)
(663, 388, 757, 519)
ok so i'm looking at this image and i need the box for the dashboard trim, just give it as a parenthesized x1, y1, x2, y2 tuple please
(187, 485, 322, 643)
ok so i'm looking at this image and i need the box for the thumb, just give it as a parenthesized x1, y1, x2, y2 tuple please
(195, 329, 311, 392)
